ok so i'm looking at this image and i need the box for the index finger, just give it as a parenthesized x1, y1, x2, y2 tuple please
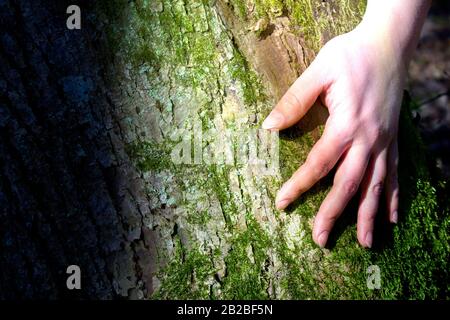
(275, 124, 351, 210)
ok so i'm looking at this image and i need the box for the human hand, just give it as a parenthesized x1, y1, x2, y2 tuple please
(262, 26, 407, 248)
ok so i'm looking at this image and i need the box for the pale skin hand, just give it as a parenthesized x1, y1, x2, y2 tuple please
(262, 0, 431, 248)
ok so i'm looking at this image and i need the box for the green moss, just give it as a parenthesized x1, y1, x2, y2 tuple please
(285, 0, 366, 51)
(152, 238, 216, 299)
(230, 0, 366, 52)
(286, 0, 321, 49)
(230, 49, 266, 106)
(205, 165, 239, 229)
(368, 95, 449, 299)
(231, 0, 248, 20)
(220, 217, 272, 299)
(186, 210, 213, 225)
(254, 0, 284, 19)
(125, 140, 173, 172)
(154, 217, 273, 300)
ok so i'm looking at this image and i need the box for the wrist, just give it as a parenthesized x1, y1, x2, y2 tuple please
(353, 19, 408, 75)
(356, 0, 431, 71)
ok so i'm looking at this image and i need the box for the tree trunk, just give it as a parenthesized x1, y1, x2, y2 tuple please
(0, 0, 448, 299)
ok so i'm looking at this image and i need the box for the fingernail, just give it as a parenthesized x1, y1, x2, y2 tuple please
(262, 111, 284, 130)
(365, 232, 373, 248)
(391, 210, 398, 224)
(276, 199, 290, 210)
(317, 231, 329, 248)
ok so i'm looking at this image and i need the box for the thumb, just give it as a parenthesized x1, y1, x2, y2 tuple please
(262, 59, 325, 131)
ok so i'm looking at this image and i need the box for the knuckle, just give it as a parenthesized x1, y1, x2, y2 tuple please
(343, 179, 358, 197)
(328, 125, 356, 148)
(288, 177, 306, 195)
(309, 160, 331, 180)
(333, 122, 356, 140)
(366, 125, 390, 144)
(358, 209, 377, 224)
(282, 90, 302, 111)
(372, 181, 384, 196)
(324, 213, 338, 225)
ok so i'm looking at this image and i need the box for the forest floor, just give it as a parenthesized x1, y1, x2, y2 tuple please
(408, 1, 450, 179)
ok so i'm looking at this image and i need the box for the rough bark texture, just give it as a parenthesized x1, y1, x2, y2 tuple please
(0, 0, 448, 299)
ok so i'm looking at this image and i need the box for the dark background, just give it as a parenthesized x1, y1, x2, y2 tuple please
(409, 0, 450, 180)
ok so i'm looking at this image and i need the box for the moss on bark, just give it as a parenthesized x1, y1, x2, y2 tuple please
(95, 0, 449, 299)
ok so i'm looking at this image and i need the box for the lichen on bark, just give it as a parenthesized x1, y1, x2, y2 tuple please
(96, 0, 449, 299)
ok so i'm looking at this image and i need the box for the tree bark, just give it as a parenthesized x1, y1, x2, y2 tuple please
(0, 0, 448, 299)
